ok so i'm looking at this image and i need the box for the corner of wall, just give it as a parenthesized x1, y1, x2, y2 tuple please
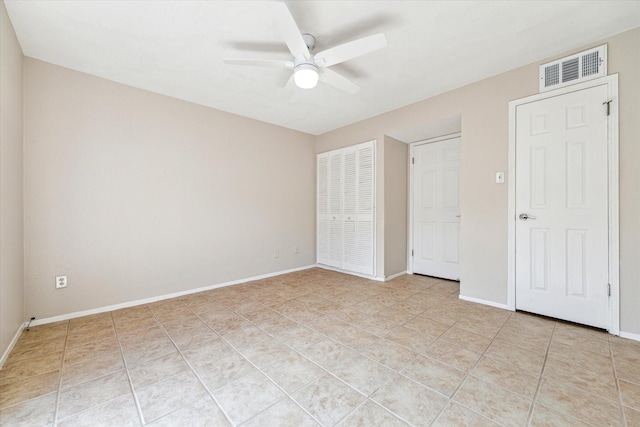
(0, 0, 26, 360)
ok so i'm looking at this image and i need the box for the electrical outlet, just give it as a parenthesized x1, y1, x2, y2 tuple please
(274, 250, 279, 259)
(55, 275, 67, 289)
(495, 172, 505, 184)
(294, 245, 300, 254)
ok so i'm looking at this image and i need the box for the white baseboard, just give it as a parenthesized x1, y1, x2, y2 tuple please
(459, 294, 511, 311)
(0, 322, 26, 369)
(384, 271, 407, 281)
(29, 265, 316, 328)
(619, 331, 640, 343)
(314, 264, 384, 281)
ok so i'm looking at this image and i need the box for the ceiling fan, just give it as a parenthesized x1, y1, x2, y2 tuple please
(223, 2, 387, 94)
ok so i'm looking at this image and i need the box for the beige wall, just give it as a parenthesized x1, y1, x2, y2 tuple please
(384, 136, 408, 277)
(0, 1, 24, 358)
(23, 59, 316, 319)
(317, 28, 640, 335)
(610, 29, 640, 335)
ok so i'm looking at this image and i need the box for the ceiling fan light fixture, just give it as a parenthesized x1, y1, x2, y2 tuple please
(294, 63, 319, 89)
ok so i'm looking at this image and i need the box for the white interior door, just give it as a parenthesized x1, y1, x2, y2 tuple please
(515, 84, 609, 328)
(412, 137, 461, 280)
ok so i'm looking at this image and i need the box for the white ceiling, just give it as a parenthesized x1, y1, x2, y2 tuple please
(5, 1, 640, 135)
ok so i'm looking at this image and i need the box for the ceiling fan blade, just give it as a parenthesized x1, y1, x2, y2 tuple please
(314, 33, 387, 67)
(284, 73, 295, 88)
(222, 58, 293, 69)
(319, 68, 360, 94)
(271, 2, 311, 60)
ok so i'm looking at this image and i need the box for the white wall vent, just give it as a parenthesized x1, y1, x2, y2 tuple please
(539, 45, 607, 92)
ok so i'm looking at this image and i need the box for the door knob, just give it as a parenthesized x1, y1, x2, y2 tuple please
(519, 213, 536, 221)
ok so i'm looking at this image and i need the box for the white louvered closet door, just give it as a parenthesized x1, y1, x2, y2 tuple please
(316, 154, 329, 265)
(356, 143, 375, 276)
(342, 146, 358, 272)
(316, 140, 375, 277)
(328, 151, 343, 268)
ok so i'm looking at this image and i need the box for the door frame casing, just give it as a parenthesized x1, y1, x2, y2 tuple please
(408, 132, 462, 275)
(507, 75, 619, 334)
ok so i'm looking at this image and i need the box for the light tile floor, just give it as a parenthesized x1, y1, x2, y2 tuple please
(1, 268, 639, 426)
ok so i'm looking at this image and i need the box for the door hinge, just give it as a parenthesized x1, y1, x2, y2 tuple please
(412, 157, 414, 165)
(603, 100, 613, 116)
(607, 283, 611, 296)
(411, 249, 414, 257)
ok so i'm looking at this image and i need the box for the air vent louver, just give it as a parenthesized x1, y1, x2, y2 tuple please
(539, 45, 606, 92)
(582, 51, 600, 77)
(562, 57, 580, 82)
(545, 63, 560, 87)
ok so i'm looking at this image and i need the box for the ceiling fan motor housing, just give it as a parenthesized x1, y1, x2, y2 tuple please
(301, 33, 316, 51)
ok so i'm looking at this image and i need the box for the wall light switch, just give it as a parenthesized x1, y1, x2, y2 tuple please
(496, 172, 505, 184)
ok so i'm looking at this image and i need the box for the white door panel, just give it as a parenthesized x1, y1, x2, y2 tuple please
(328, 152, 343, 268)
(356, 143, 375, 275)
(317, 155, 329, 265)
(342, 147, 357, 272)
(413, 137, 461, 280)
(515, 84, 609, 328)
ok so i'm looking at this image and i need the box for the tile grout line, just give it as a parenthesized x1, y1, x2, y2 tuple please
(523, 319, 556, 426)
(327, 331, 429, 426)
(177, 294, 337, 424)
(428, 309, 516, 426)
(366, 286, 467, 427)
(194, 301, 333, 426)
(112, 310, 147, 426)
(274, 285, 450, 426)
(198, 289, 424, 425)
(51, 320, 70, 426)
(149, 303, 237, 426)
(302, 327, 421, 424)
(127, 283, 481, 425)
(242, 280, 482, 424)
(528, 324, 616, 427)
(241, 393, 322, 427)
(609, 338, 629, 427)
(268, 284, 462, 425)
(48, 317, 130, 425)
(333, 395, 416, 427)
